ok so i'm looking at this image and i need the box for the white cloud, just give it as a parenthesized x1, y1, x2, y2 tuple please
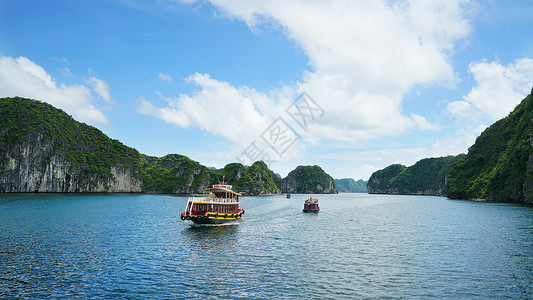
(448, 58, 533, 120)
(0, 56, 110, 124)
(137, 73, 273, 146)
(209, 0, 473, 95)
(86, 76, 112, 102)
(447, 100, 475, 119)
(137, 95, 191, 127)
(141, 0, 475, 146)
(158, 73, 173, 83)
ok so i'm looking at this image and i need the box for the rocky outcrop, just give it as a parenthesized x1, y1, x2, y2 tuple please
(280, 165, 337, 194)
(0, 97, 143, 193)
(0, 130, 142, 193)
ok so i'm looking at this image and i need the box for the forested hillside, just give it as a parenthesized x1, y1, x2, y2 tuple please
(281, 165, 337, 194)
(222, 161, 280, 195)
(0, 97, 282, 194)
(447, 89, 533, 203)
(367, 156, 462, 196)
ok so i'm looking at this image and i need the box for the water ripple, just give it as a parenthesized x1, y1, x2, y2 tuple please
(0, 193, 532, 299)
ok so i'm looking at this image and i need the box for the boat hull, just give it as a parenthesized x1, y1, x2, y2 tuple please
(303, 209, 319, 213)
(181, 210, 244, 225)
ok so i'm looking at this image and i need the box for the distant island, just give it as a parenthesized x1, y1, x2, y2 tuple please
(368, 88, 533, 204)
(281, 165, 337, 194)
(335, 178, 368, 193)
(0, 97, 338, 195)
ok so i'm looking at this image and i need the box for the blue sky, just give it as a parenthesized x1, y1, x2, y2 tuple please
(1, 0, 532, 180)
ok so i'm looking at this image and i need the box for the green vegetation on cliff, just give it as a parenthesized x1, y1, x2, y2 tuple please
(142, 158, 280, 195)
(0, 97, 282, 194)
(281, 165, 336, 194)
(367, 164, 406, 193)
(0, 97, 141, 183)
(141, 154, 220, 194)
(335, 178, 367, 193)
(223, 161, 280, 195)
(447, 89, 533, 202)
(368, 156, 462, 195)
(0, 97, 336, 196)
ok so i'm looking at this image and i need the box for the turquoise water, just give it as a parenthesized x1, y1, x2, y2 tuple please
(1, 193, 532, 299)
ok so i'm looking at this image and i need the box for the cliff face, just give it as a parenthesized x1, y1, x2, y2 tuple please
(0, 97, 142, 193)
(367, 156, 461, 196)
(447, 89, 533, 203)
(281, 165, 337, 194)
(280, 176, 296, 193)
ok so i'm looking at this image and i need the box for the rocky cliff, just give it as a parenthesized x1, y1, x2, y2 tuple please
(0, 97, 284, 195)
(280, 165, 337, 194)
(0, 97, 142, 192)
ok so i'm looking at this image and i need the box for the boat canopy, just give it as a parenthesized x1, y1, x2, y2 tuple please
(204, 187, 242, 196)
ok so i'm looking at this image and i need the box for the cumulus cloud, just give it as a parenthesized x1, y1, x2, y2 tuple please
(448, 58, 533, 120)
(140, 0, 476, 147)
(137, 73, 272, 146)
(0, 56, 110, 124)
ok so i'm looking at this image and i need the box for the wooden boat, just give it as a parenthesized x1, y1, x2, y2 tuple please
(180, 180, 244, 224)
(303, 196, 319, 213)
(287, 193, 291, 198)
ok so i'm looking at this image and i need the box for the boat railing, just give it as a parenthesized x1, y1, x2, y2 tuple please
(305, 198, 318, 203)
(188, 196, 239, 203)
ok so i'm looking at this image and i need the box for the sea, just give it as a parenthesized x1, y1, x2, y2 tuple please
(1, 193, 532, 299)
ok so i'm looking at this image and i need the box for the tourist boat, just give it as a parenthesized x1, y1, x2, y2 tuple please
(286, 193, 291, 199)
(303, 196, 319, 213)
(180, 180, 244, 224)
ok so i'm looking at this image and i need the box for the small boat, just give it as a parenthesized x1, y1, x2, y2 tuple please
(180, 179, 244, 225)
(286, 193, 291, 198)
(303, 196, 319, 213)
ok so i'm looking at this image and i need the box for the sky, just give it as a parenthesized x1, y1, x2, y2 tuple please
(0, 0, 532, 181)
